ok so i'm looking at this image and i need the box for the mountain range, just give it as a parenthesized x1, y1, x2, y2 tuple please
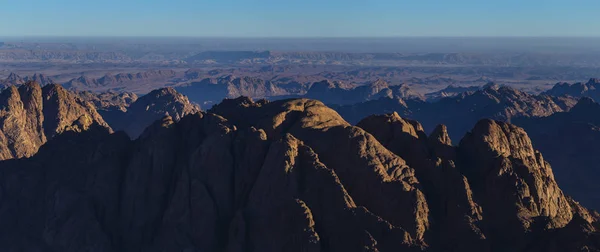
(0, 94, 598, 251)
(0, 81, 199, 160)
(334, 83, 578, 141)
(63, 70, 178, 92)
(543, 78, 600, 101)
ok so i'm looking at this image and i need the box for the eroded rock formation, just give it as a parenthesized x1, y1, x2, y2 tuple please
(0, 96, 597, 252)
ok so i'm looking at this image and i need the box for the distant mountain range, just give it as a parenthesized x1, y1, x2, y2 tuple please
(543, 78, 600, 101)
(63, 70, 178, 92)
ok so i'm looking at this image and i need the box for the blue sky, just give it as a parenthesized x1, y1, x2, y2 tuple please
(1, 0, 599, 37)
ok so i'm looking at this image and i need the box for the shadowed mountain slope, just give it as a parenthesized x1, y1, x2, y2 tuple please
(0, 97, 597, 251)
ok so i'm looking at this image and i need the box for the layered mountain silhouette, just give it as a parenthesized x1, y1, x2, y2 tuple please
(98, 87, 200, 138)
(0, 96, 598, 251)
(513, 97, 600, 210)
(424, 84, 481, 101)
(335, 83, 577, 141)
(176, 77, 423, 108)
(304, 79, 424, 105)
(0, 73, 54, 88)
(0, 82, 199, 160)
(63, 70, 177, 92)
(176, 75, 289, 106)
(543, 78, 600, 101)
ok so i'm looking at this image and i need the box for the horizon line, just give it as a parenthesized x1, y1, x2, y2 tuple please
(3, 35, 600, 39)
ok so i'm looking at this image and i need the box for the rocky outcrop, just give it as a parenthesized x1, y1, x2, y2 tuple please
(357, 113, 487, 251)
(459, 119, 575, 250)
(0, 81, 109, 160)
(0, 98, 428, 251)
(513, 97, 600, 210)
(0, 97, 597, 252)
(357, 112, 600, 251)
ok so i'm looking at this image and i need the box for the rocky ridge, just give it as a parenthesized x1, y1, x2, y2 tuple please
(543, 78, 600, 101)
(0, 96, 597, 251)
(0, 81, 109, 160)
(335, 83, 578, 140)
(513, 97, 600, 210)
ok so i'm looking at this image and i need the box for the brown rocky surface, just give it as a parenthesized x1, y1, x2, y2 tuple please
(459, 119, 577, 250)
(77, 90, 139, 112)
(513, 97, 600, 210)
(357, 113, 488, 251)
(0, 81, 109, 160)
(0, 96, 597, 252)
(358, 112, 600, 251)
(335, 83, 578, 140)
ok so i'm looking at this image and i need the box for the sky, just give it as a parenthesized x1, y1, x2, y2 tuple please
(1, 0, 600, 37)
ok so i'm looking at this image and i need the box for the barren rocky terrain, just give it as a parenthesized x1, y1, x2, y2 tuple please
(1, 37, 600, 251)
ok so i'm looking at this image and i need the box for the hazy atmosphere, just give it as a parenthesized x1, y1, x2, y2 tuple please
(3, 0, 600, 37)
(1, 1, 600, 251)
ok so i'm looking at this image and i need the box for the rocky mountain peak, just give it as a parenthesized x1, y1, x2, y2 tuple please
(0, 82, 109, 160)
(368, 79, 390, 91)
(23, 73, 54, 86)
(6, 72, 22, 82)
(429, 124, 452, 146)
(0, 96, 598, 251)
(482, 82, 500, 91)
(459, 119, 574, 247)
(103, 87, 200, 138)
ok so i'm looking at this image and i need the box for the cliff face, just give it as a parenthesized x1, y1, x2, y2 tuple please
(0, 81, 109, 160)
(359, 113, 600, 251)
(459, 119, 575, 250)
(0, 97, 597, 252)
(513, 97, 600, 210)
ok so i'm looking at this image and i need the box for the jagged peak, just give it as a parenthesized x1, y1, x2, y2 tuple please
(6, 72, 22, 81)
(482, 82, 500, 91)
(369, 79, 390, 88)
(41, 83, 69, 96)
(429, 124, 452, 146)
